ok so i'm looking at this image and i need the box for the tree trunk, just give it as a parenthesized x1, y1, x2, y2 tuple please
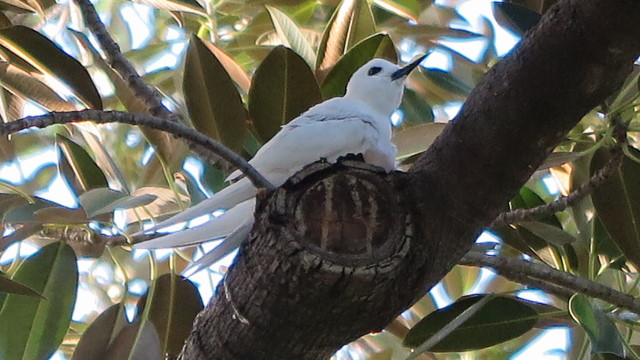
(179, 0, 640, 358)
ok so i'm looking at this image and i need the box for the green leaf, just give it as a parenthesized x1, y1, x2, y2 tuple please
(393, 123, 446, 161)
(78, 188, 157, 218)
(421, 68, 474, 96)
(399, 88, 434, 127)
(135, 0, 207, 16)
(591, 146, 640, 269)
(403, 295, 537, 352)
(3, 198, 57, 223)
(0, 25, 102, 109)
(56, 134, 109, 195)
(249, 46, 321, 142)
(316, 0, 377, 79)
(569, 294, 625, 357)
(0, 274, 41, 297)
(492, 2, 542, 36)
(199, 40, 251, 93)
(518, 221, 576, 246)
(265, 5, 316, 67)
(0, 242, 78, 360)
(145, 274, 204, 356)
(104, 319, 162, 360)
(34, 206, 90, 224)
(373, 0, 419, 21)
(0, 62, 74, 111)
(184, 35, 247, 152)
(321, 33, 397, 99)
(72, 303, 128, 360)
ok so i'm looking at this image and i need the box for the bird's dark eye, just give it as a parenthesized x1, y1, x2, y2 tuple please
(367, 66, 382, 76)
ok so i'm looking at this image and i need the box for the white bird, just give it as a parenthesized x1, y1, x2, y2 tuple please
(134, 55, 427, 273)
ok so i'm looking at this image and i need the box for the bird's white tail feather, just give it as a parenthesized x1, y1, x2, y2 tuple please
(139, 177, 257, 233)
(134, 200, 255, 249)
(182, 219, 252, 275)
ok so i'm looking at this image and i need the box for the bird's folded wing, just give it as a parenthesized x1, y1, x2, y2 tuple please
(134, 199, 255, 249)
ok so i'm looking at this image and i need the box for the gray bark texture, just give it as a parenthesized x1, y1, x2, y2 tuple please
(179, 0, 640, 358)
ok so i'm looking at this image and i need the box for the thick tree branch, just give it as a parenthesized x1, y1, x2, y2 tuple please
(0, 110, 274, 190)
(460, 252, 640, 314)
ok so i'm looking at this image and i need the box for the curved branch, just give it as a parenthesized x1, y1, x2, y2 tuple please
(460, 252, 640, 314)
(1, 110, 275, 191)
(74, 0, 172, 119)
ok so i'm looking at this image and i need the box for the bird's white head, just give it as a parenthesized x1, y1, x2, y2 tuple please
(344, 55, 426, 116)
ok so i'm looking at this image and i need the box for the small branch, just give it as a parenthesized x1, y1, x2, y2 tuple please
(491, 123, 626, 228)
(74, 0, 172, 119)
(460, 252, 640, 314)
(1, 110, 274, 191)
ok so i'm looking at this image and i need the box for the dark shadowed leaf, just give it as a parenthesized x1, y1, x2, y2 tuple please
(591, 146, 640, 269)
(56, 134, 109, 194)
(393, 123, 446, 161)
(0, 274, 41, 297)
(0, 25, 102, 109)
(321, 33, 397, 99)
(200, 40, 251, 93)
(518, 221, 576, 246)
(34, 206, 90, 224)
(78, 188, 157, 218)
(400, 88, 434, 127)
(249, 46, 322, 142)
(146, 274, 204, 356)
(265, 5, 316, 67)
(404, 295, 537, 351)
(3, 197, 58, 223)
(539, 151, 584, 170)
(0, 242, 78, 360)
(420, 68, 474, 96)
(184, 35, 247, 152)
(72, 303, 128, 360)
(492, 2, 542, 35)
(104, 319, 162, 360)
(315, 0, 377, 80)
(569, 294, 625, 358)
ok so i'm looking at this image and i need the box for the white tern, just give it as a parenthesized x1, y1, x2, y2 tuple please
(135, 55, 427, 273)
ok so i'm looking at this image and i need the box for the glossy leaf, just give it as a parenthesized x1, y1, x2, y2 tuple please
(78, 188, 157, 218)
(0, 62, 74, 111)
(0, 25, 102, 109)
(591, 146, 640, 268)
(56, 134, 109, 194)
(200, 40, 251, 93)
(493, 2, 542, 35)
(393, 123, 446, 161)
(135, 0, 206, 16)
(518, 221, 576, 246)
(146, 274, 204, 356)
(249, 46, 321, 142)
(0, 0, 38, 14)
(184, 35, 247, 152)
(569, 294, 625, 357)
(316, 0, 377, 79)
(265, 5, 316, 67)
(373, 0, 418, 21)
(321, 33, 397, 99)
(0, 274, 41, 297)
(0, 242, 78, 360)
(123, 187, 190, 223)
(403, 295, 537, 352)
(104, 319, 162, 360)
(72, 303, 128, 360)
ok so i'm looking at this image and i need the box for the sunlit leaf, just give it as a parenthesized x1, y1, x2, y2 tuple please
(569, 294, 625, 358)
(316, 0, 377, 80)
(265, 5, 316, 67)
(249, 45, 321, 142)
(78, 188, 157, 218)
(493, 2, 542, 35)
(56, 134, 109, 195)
(403, 295, 537, 352)
(373, 0, 418, 21)
(393, 123, 446, 161)
(146, 274, 204, 356)
(72, 303, 128, 360)
(0, 62, 74, 111)
(123, 187, 189, 223)
(0, 274, 41, 297)
(539, 151, 583, 170)
(0, 242, 78, 360)
(0, 25, 102, 109)
(135, 0, 207, 16)
(184, 35, 247, 152)
(321, 33, 397, 99)
(591, 146, 640, 269)
(0, 0, 38, 14)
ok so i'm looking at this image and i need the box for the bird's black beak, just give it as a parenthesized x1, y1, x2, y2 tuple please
(391, 54, 428, 81)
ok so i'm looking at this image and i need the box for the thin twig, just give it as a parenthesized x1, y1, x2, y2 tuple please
(0, 110, 274, 191)
(460, 252, 640, 314)
(74, 0, 172, 119)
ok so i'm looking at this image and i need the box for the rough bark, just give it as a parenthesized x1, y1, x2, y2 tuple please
(179, 0, 640, 359)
